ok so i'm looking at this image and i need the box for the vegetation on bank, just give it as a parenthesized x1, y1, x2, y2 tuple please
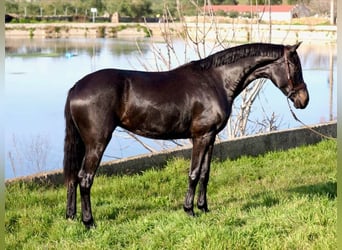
(5, 140, 336, 249)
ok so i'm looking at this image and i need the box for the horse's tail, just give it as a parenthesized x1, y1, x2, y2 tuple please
(63, 88, 85, 185)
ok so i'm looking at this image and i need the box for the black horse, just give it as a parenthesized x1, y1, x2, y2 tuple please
(64, 42, 309, 228)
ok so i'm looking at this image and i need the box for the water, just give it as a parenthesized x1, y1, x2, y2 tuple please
(5, 38, 337, 179)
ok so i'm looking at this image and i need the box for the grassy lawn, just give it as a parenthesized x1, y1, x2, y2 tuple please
(5, 140, 336, 249)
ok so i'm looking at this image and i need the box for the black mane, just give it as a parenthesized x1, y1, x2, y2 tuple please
(196, 43, 284, 70)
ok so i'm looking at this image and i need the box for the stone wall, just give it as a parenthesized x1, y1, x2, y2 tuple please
(5, 23, 337, 43)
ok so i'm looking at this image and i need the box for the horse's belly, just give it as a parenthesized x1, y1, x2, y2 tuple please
(120, 106, 192, 140)
(122, 122, 191, 140)
(127, 127, 190, 140)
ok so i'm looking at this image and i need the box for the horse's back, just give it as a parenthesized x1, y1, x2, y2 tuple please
(70, 68, 187, 98)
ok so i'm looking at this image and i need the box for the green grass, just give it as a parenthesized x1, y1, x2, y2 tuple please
(5, 140, 336, 249)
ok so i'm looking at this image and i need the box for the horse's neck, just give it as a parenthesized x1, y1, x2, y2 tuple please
(221, 55, 277, 100)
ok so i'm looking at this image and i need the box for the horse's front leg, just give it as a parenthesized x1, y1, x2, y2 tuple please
(197, 143, 214, 212)
(184, 134, 214, 216)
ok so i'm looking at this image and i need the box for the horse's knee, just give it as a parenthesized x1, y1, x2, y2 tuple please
(189, 167, 201, 182)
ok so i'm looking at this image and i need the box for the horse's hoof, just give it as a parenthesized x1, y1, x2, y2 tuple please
(66, 213, 76, 220)
(199, 207, 209, 213)
(197, 204, 209, 213)
(183, 206, 195, 217)
(85, 223, 96, 230)
(83, 219, 96, 229)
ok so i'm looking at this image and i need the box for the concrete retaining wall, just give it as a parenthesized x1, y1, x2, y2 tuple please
(5, 122, 337, 186)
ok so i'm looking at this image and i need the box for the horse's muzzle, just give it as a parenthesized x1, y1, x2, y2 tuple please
(291, 84, 309, 109)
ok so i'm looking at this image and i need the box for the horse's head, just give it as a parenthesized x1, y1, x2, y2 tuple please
(269, 42, 309, 109)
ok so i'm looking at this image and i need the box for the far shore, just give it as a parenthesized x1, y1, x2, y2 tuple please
(5, 21, 337, 43)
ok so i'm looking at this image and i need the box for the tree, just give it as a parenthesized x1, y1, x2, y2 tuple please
(26, 3, 40, 16)
(5, 1, 19, 13)
(90, 0, 104, 13)
(119, 0, 153, 18)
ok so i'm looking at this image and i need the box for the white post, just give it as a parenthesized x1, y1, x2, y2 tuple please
(91, 8, 97, 23)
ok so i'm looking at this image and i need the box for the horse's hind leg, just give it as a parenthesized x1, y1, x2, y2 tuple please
(78, 136, 112, 228)
(66, 180, 78, 220)
(73, 110, 115, 228)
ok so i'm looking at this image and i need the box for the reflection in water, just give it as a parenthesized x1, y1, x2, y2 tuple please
(6, 38, 150, 61)
(5, 38, 337, 179)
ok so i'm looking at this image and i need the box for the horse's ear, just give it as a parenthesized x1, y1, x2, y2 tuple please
(288, 41, 302, 52)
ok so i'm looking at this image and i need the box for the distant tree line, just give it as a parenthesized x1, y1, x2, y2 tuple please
(3, 0, 296, 18)
(5, 0, 154, 18)
(5, 0, 334, 21)
(4, 0, 242, 22)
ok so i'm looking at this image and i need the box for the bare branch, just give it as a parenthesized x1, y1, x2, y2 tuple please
(125, 130, 157, 153)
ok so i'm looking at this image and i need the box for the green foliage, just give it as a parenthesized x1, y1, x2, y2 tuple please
(5, 0, 277, 19)
(250, 0, 283, 4)
(215, 10, 227, 16)
(96, 26, 106, 37)
(228, 11, 239, 18)
(212, 0, 238, 4)
(192, 0, 238, 4)
(6, 0, 156, 17)
(5, 140, 336, 249)
(5, 1, 19, 13)
(91, 0, 105, 13)
(26, 3, 41, 16)
(118, 0, 153, 18)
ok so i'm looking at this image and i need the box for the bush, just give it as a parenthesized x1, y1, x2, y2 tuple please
(228, 11, 239, 18)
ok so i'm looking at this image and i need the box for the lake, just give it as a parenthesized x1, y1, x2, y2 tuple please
(5, 38, 337, 179)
